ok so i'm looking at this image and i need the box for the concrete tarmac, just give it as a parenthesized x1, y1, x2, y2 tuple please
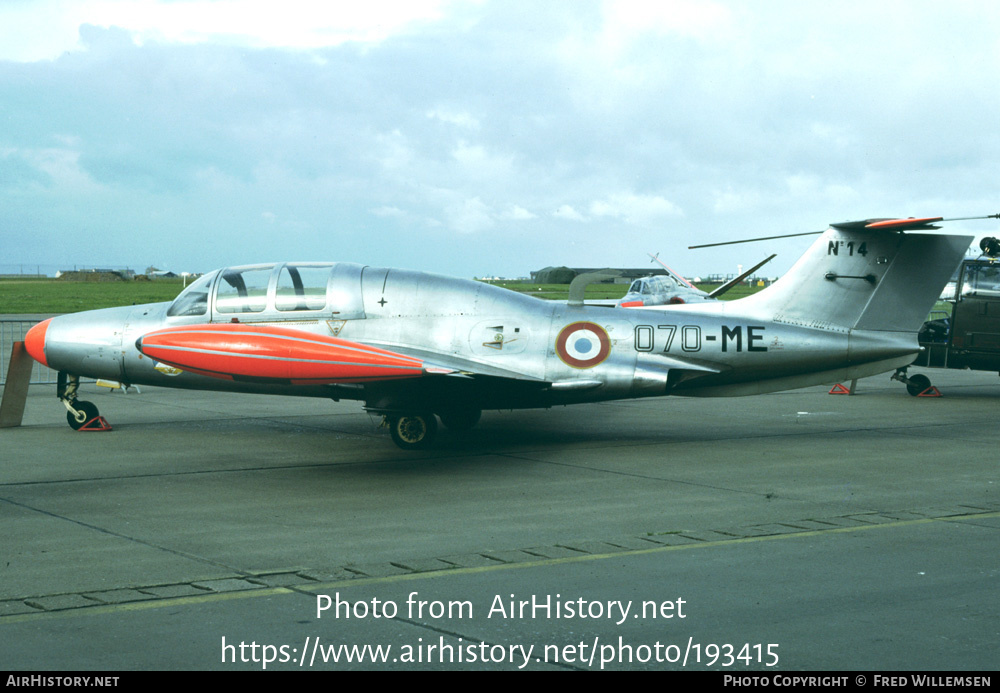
(1, 369, 998, 671)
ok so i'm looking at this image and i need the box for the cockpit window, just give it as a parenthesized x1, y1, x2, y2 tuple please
(167, 272, 215, 317)
(216, 267, 271, 313)
(276, 264, 331, 311)
(962, 263, 1000, 298)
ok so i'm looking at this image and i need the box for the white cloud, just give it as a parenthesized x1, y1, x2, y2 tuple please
(589, 192, 682, 226)
(426, 108, 481, 130)
(375, 130, 415, 172)
(553, 0, 736, 107)
(6, 145, 104, 193)
(445, 196, 494, 234)
(451, 141, 514, 179)
(500, 205, 536, 221)
(372, 205, 406, 219)
(4, 1, 1000, 279)
(554, 205, 587, 222)
(0, 0, 469, 62)
(783, 174, 859, 205)
(712, 186, 761, 215)
(601, 0, 734, 42)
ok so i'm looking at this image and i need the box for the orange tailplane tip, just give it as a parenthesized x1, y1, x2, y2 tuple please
(24, 318, 51, 367)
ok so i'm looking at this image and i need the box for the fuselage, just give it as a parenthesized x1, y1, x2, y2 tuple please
(27, 260, 921, 414)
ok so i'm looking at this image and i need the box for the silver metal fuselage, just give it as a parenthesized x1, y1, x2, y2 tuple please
(37, 258, 922, 413)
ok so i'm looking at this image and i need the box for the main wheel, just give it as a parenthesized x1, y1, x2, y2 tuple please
(906, 373, 932, 397)
(66, 401, 99, 430)
(388, 413, 438, 450)
(438, 408, 481, 431)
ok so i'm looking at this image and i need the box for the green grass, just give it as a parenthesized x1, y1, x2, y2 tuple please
(0, 277, 770, 313)
(0, 278, 187, 313)
(483, 281, 628, 300)
(1, 277, 944, 324)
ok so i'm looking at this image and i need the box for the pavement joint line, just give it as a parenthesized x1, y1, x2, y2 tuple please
(0, 495, 260, 578)
(498, 454, 803, 499)
(2, 509, 997, 625)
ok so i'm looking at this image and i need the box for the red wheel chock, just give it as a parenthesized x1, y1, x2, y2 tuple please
(916, 386, 942, 398)
(78, 416, 113, 432)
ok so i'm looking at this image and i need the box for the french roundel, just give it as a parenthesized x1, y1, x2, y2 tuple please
(556, 321, 611, 369)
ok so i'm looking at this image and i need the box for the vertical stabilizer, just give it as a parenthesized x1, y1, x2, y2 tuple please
(739, 223, 971, 333)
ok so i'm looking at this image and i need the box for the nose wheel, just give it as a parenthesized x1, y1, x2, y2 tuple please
(65, 400, 101, 430)
(58, 373, 112, 431)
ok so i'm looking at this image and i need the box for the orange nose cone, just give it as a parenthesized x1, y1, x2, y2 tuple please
(24, 318, 51, 367)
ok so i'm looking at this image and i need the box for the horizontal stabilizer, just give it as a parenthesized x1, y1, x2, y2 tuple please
(136, 324, 449, 384)
(831, 217, 943, 232)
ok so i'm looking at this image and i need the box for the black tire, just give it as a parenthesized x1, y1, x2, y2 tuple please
(67, 401, 99, 430)
(906, 374, 932, 397)
(438, 408, 482, 431)
(388, 413, 438, 450)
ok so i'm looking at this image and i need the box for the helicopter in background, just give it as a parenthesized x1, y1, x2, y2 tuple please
(894, 236, 1000, 395)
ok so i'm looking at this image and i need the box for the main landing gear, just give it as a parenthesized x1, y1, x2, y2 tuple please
(891, 368, 936, 397)
(58, 373, 112, 431)
(385, 412, 438, 450)
(381, 408, 483, 450)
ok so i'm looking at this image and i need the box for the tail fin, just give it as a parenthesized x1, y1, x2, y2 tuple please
(740, 220, 971, 332)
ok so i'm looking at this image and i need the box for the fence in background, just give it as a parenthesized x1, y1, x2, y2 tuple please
(0, 320, 58, 385)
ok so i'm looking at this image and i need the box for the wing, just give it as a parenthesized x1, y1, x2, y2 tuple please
(135, 322, 557, 386)
(135, 322, 724, 413)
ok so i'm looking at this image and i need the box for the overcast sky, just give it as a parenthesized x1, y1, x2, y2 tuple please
(2, 0, 999, 279)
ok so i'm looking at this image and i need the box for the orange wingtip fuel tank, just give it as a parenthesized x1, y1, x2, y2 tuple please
(136, 324, 438, 384)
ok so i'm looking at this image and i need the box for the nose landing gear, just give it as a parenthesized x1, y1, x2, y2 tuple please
(58, 373, 113, 431)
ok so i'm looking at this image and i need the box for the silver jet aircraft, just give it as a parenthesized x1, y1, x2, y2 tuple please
(616, 273, 714, 307)
(613, 252, 775, 307)
(24, 217, 970, 449)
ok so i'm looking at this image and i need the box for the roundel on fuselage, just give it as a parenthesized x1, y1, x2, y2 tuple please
(555, 321, 611, 369)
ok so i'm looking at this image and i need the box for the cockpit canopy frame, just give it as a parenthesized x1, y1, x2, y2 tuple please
(167, 262, 367, 321)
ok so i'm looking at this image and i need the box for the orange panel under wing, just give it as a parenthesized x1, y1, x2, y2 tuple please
(136, 324, 428, 384)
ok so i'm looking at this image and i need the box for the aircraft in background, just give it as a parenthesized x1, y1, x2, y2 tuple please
(23, 216, 972, 449)
(614, 252, 776, 308)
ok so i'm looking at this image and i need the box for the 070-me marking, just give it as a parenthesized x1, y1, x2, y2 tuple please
(634, 325, 768, 354)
